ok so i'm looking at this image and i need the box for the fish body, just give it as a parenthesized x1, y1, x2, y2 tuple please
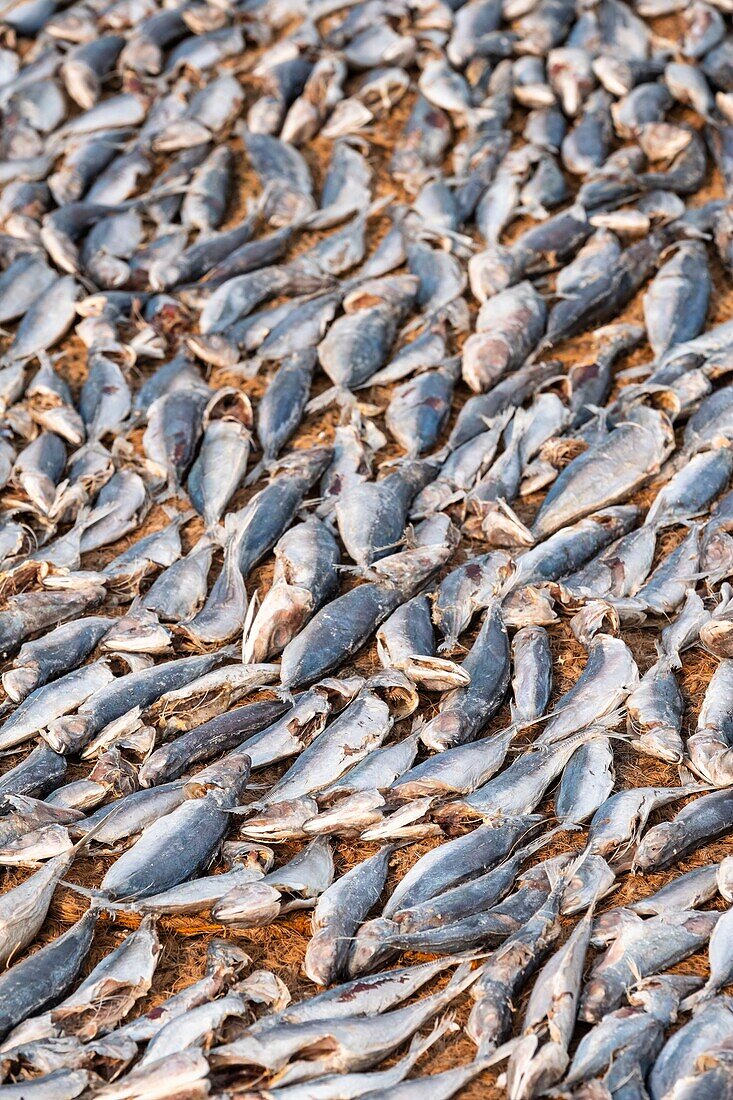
(0, 908, 97, 1040)
(420, 600, 510, 751)
(100, 765, 248, 900)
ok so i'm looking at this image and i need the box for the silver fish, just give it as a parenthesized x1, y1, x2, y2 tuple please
(2, 615, 115, 702)
(688, 658, 733, 786)
(211, 962, 478, 1080)
(187, 389, 253, 528)
(304, 846, 393, 986)
(649, 995, 733, 1100)
(259, 1019, 452, 1100)
(506, 904, 595, 1098)
(627, 656, 685, 763)
(645, 445, 733, 529)
(565, 974, 699, 1094)
(99, 758, 249, 899)
(462, 281, 547, 394)
(587, 784, 698, 863)
(376, 595, 469, 691)
(420, 599, 510, 752)
(5, 917, 160, 1048)
(0, 660, 113, 751)
(510, 624, 553, 728)
(0, 907, 98, 1040)
(555, 736, 614, 824)
(635, 787, 733, 872)
(580, 909, 720, 1023)
(643, 240, 711, 360)
(467, 867, 569, 1052)
(243, 517, 340, 663)
(535, 634, 638, 747)
(212, 836, 334, 928)
(531, 406, 674, 540)
(432, 551, 515, 652)
(259, 673, 416, 806)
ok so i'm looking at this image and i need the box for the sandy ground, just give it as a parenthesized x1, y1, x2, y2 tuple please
(1, 7, 733, 1095)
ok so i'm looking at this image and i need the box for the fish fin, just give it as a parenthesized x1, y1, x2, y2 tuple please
(518, 822, 580, 863)
(240, 589, 260, 661)
(445, 958, 483, 995)
(366, 194, 395, 219)
(627, 957, 644, 986)
(270, 682, 295, 706)
(70, 797, 137, 855)
(243, 458, 268, 488)
(306, 385, 355, 416)
(476, 1036, 522, 1064)
(483, 498, 535, 550)
(60, 879, 108, 902)
(334, 562, 383, 583)
(407, 1013, 459, 1064)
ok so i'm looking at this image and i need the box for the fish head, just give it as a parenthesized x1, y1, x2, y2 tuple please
(211, 881, 282, 927)
(304, 926, 341, 987)
(502, 585, 557, 629)
(186, 332, 240, 368)
(579, 977, 614, 1025)
(507, 1036, 568, 1100)
(1, 663, 39, 702)
(242, 584, 313, 664)
(701, 531, 733, 585)
(403, 654, 471, 692)
(631, 974, 703, 1022)
(718, 855, 733, 903)
(468, 246, 519, 302)
(347, 916, 397, 977)
(633, 821, 682, 871)
(365, 667, 420, 716)
(420, 710, 464, 753)
(89, 748, 138, 796)
(466, 988, 513, 1051)
(238, 796, 319, 842)
(101, 611, 172, 654)
(701, 618, 733, 659)
(304, 789, 385, 836)
(205, 938, 252, 983)
(481, 504, 534, 550)
(185, 754, 252, 800)
(316, 675, 365, 712)
(634, 725, 684, 765)
(121, 38, 163, 76)
(43, 713, 95, 755)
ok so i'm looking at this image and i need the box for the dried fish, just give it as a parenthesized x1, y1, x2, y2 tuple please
(420, 599, 510, 751)
(580, 909, 720, 1023)
(0, 0, 727, 1090)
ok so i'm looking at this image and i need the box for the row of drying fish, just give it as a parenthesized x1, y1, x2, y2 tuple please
(4, 0, 733, 1094)
(6, 828, 733, 1100)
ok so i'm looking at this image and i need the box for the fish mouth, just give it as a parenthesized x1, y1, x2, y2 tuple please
(401, 653, 471, 692)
